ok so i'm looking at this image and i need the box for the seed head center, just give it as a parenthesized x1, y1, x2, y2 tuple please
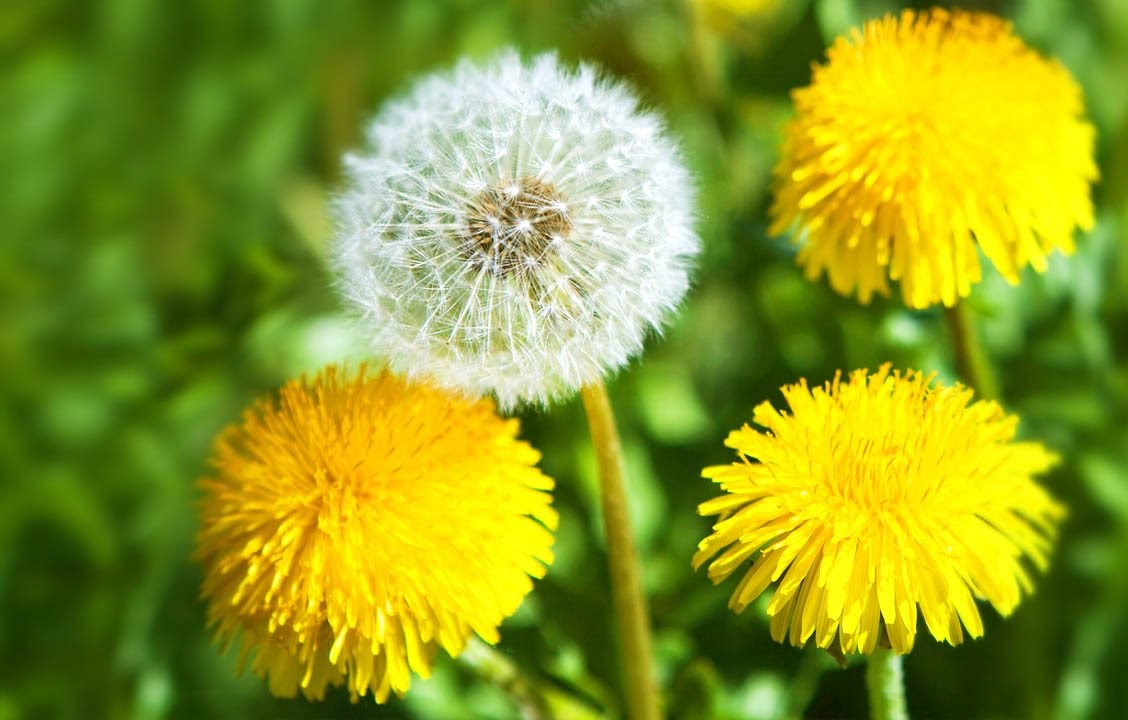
(462, 177, 570, 275)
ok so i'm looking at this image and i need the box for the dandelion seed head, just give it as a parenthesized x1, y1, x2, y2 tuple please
(460, 176, 571, 277)
(334, 50, 698, 409)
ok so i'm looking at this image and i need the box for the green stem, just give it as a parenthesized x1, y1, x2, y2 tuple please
(460, 639, 602, 720)
(684, 0, 723, 107)
(865, 648, 909, 720)
(581, 381, 662, 720)
(945, 302, 1000, 400)
(681, 0, 734, 144)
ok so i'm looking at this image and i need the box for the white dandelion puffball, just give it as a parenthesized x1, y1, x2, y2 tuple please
(333, 50, 699, 409)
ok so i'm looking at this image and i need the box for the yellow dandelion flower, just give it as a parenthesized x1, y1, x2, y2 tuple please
(694, 365, 1063, 655)
(695, 0, 778, 23)
(769, 9, 1097, 308)
(196, 365, 557, 702)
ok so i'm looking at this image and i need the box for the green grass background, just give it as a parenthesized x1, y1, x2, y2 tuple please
(4, 0, 1128, 717)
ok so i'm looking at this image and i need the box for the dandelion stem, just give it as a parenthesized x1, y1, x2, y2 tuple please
(865, 648, 909, 720)
(683, 0, 723, 109)
(945, 302, 1000, 400)
(461, 639, 603, 720)
(581, 381, 662, 720)
(681, 0, 734, 143)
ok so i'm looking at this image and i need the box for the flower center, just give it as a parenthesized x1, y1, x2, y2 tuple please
(461, 177, 570, 276)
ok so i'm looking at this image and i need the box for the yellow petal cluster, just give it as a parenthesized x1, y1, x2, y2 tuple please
(770, 9, 1097, 308)
(695, 365, 1063, 654)
(196, 365, 557, 701)
(694, 0, 778, 24)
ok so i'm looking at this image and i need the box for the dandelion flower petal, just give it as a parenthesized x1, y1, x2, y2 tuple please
(770, 9, 1097, 308)
(695, 365, 1063, 655)
(196, 365, 557, 701)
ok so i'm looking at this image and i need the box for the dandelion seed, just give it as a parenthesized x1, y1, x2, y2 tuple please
(333, 50, 698, 409)
(770, 9, 1097, 308)
(694, 365, 1063, 655)
(196, 365, 557, 701)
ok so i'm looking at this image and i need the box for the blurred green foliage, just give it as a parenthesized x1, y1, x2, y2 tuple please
(3, 0, 1128, 718)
